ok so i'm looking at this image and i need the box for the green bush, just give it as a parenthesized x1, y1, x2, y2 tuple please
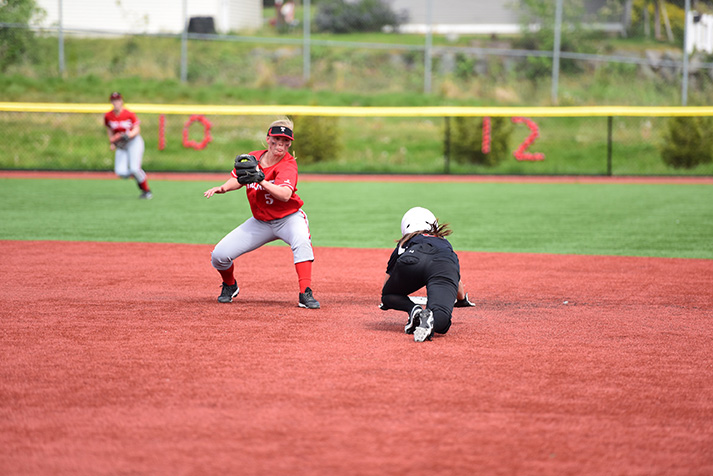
(290, 115, 342, 164)
(0, 0, 45, 72)
(660, 116, 713, 169)
(314, 0, 406, 34)
(447, 116, 513, 167)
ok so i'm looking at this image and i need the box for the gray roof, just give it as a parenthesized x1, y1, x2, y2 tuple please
(386, 0, 520, 25)
(386, 0, 616, 27)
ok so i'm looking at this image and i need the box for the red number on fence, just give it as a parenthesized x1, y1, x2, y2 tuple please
(158, 114, 166, 151)
(481, 117, 491, 154)
(511, 117, 545, 161)
(182, 115, 213, 150)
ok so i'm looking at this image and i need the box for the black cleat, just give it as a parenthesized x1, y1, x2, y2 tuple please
(218, 282, 239, 303)
(298, 287, 321, 309)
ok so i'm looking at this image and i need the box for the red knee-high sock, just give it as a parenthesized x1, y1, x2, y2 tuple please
(218, 263, 236, 286)
(295, 260, 312, 293)
(137, 179, 150, 192)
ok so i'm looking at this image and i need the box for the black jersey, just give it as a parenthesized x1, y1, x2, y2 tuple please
(386, 234, 459, 274)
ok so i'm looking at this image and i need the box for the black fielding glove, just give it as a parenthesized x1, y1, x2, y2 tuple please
(237, 169, 265, 185)
(233, 154, 264, 184)
(454, 293, 476, 307)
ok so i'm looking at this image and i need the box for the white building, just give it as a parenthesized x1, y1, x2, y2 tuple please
(385, 0, 623, 35)
(32, 0, 263, 34)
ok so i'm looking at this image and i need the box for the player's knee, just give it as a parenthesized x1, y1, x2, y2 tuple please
(381, 294, 399, 310)
(290, 239, 314, 260)
(210, 249, 232, 270)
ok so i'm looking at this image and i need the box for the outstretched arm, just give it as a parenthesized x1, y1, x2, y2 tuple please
(204, 178, 242, 198)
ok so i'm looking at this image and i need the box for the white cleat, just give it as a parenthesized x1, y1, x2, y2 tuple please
(413, 309, 434, 342)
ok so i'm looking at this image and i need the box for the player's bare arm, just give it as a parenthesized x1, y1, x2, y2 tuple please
(258, 180, 292, 202)
(457, 281, 466, 300)
(204, 178, 242, 198)
(107, 132, 116, 150)
(128, 124, 140, 139)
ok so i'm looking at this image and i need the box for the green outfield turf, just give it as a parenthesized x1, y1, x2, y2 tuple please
(1, 177, 711, 259)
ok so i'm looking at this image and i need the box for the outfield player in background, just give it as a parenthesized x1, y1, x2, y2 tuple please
(203, 117, 320, 309)
(104, 92, 152, 199)
(381, 207, 474, 342)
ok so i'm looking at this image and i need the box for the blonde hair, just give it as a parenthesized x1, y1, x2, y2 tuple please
(269, 117, 294, 130)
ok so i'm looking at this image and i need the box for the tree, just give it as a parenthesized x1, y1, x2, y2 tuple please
(0, 0, 45, 72)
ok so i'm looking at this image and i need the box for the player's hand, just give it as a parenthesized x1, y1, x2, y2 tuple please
(454, 293, 476, 307)
(204, 186, 224, 198)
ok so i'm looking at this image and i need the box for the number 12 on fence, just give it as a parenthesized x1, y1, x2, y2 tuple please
(481, 116, 545, 161)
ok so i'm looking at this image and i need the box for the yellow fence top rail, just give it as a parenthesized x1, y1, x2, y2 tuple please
(2, 102, 713, 117)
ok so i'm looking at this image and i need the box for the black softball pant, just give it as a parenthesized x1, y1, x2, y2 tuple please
(381, 253, 460, 335)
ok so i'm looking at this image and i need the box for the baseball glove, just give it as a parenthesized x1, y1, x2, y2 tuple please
(234, 154, 265, 185)
(112, 132, 130, 149)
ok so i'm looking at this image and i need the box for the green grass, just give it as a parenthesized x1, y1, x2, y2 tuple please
(1, 177, 711, 259)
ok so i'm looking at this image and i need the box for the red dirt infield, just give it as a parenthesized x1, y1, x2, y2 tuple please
(1, 239, 712, 475)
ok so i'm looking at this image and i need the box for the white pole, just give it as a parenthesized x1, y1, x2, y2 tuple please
(58, 0, 64, 77)
(682, 0, 690, 105)
(180, 0, 188, 82)
(303, 0, 311, 82)
(551, 0, 563, 105)
(424, 0, 433, 94)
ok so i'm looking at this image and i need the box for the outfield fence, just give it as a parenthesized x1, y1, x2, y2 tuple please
(1, 103, 713, 176)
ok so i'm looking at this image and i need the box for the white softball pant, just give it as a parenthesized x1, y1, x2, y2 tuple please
(211, 209, 314, 271)
(114, 135, 147, 183)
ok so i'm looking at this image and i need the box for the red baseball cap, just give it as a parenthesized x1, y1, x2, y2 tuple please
(267, 125, 294, 141)
(109, 92, 122, 100)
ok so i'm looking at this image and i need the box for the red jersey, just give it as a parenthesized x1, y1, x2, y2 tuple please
(231, 150, 304, 221)
(104, 108, 140, 133)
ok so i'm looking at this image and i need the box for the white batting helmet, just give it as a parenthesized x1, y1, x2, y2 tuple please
(401, 207, 437, 236)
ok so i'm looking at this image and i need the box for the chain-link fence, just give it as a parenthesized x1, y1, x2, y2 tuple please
(2, 105, 712, 176)
(3, 0, 713, 105)
(2, 1, 713, 175)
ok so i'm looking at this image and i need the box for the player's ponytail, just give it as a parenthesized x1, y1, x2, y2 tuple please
(397, 221, 452, 247)
(432, 221, 453, 238)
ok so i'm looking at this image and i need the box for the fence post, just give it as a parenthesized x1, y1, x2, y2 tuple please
(682, 0, 690, 105)
(444, 116, 451, 174)
(58, 0, 65, 77)
(607, 116, 613, 176)
(180, 0, 188, 82)
(424, 0, 433, 94)
(303, 0, 311, 83)
(551, 0, 563, 105)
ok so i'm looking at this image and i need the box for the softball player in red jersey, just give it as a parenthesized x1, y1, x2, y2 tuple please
(204, 118, 320, 309)
(104, 92, 152, 199)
